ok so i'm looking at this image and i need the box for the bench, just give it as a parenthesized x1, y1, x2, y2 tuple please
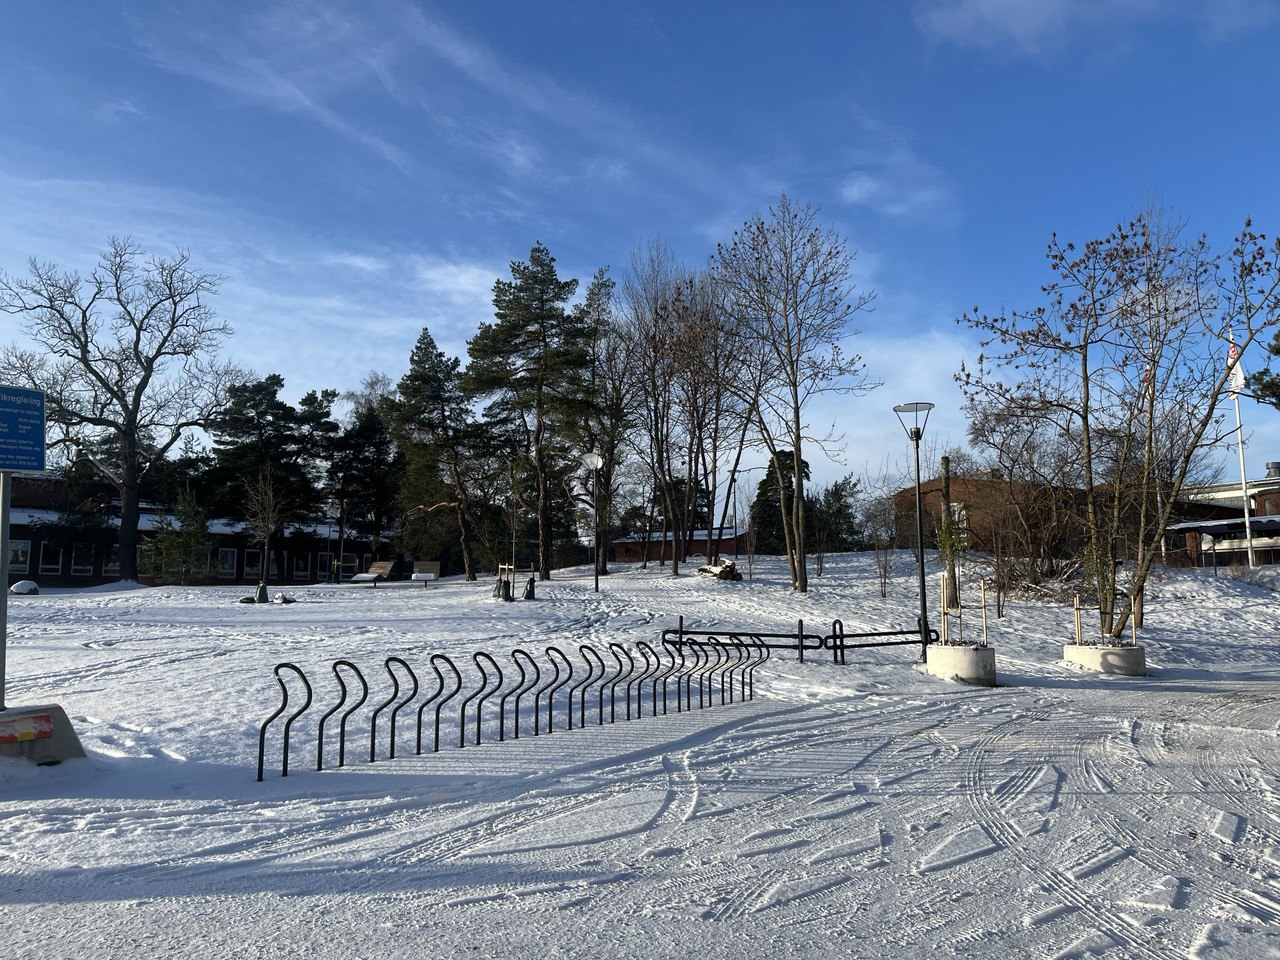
(411, 561, 441, 586)
(350, 561, 395, 585)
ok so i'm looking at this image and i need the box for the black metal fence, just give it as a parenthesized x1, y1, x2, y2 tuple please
(257, 637, 772, 782)
(661, 615, 939, 666)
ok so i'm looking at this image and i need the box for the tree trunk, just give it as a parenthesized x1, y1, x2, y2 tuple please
(791, 444, 808, 592)
(118, 468, 141, 581)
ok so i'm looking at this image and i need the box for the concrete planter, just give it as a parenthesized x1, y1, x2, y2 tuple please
(1062, 644, 1146, 676)
(925, 645, 997, 687)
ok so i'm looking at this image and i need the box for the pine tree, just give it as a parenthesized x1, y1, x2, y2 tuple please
(393, 328, 481, 580)
(463, 243, 589, 581)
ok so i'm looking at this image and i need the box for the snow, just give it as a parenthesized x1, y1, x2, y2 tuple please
(2, 553, 1279, 959)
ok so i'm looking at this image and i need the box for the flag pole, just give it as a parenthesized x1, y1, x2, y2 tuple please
(1229, 333, 1256, 568)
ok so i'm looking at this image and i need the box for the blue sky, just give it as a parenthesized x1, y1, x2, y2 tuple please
(2, 0, 1279, 483)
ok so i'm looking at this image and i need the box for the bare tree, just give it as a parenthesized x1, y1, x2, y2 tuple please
(960, 209, 1280, 638)
(0, 237, 242, 580)
(715, 195, 878, 592)
(243, 469, 282, 593)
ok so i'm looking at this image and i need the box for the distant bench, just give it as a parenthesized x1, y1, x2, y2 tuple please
(411, 561, 441, 586)
(351, 561, 394, 585)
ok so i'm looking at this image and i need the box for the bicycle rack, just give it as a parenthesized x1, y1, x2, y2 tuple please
(256, 628, 776, 781)
(535, 646, 573, 734)
(499, 649, 540, 741)
(317, 659, 367, 771)
(460, 652, 502, 747)
(370, 657, 418, 762)
(417, 654, 461, 754)
(570, 644, 606, 730)
(257, 663, 313, 782)
(606, 643, 635, 723)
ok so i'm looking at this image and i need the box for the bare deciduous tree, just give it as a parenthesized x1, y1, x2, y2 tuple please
(960, 209, 1280, 638)
(715, 195, 878, 592)
(0, 237, 243, 580)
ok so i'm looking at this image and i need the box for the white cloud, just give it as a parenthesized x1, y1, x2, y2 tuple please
(837, 126, 959, 223)
(914, 0, 1279, 52)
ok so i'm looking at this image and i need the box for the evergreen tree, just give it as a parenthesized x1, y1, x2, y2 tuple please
(146, 488, 215, 585)
(463, 243, 590, 580)
(749, 451, 809, 554)
(392, 328, 482, 580)
(208, 374, 338, 522)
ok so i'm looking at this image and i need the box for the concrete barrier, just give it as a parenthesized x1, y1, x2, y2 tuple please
(0, 704, 86, 765)
(925, 645, 997, 686)
(1062, 644, 1146, 676)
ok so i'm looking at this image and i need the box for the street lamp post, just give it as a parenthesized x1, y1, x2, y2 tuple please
(894, 402, 934, 663)
(582, 453, 603, 593)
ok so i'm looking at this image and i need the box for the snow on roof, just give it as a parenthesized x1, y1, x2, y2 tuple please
(7, 508, 336, 538)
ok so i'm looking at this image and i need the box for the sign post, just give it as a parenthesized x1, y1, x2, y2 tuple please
(0, 385, 82, 764)
(0, 384, 47, 712)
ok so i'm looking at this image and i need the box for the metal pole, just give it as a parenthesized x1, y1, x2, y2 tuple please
(913, 430, 929, 662)
(1232, 392, 1256, 567)
(1, 471, 11, 711)
(593, 467, 600, 593)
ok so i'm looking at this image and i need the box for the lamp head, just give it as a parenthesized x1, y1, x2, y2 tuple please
(582, 452, 603, 470)
(893, 402, 934, 440)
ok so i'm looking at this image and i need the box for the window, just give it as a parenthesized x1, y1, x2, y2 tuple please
(103, 546, 121, 576)
(9, 540, 30, 574)
(70, 548, 93, 576)
(39, 543, 63, 575)
(217, 548, 237, 579)
(269, 553, 280, 579)
(293, 552, 311, 580)
(317, 551, 333, 580)
(244, 550, 262, 577)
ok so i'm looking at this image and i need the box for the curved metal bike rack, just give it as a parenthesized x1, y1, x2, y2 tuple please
(535, 646, 573, 734)
(371, 657, 418, 762)
(634, 642, 661, 718)
(569, 644, 605, 730)
(417, 654, 462, 754)
(606, 643, 635, 723)
(459, 652, 503, 747)
(499, 649, 540, 741)
(317, 659, 367, 771)
(661, 638, 686, 715)
(257, 663, 313, 782)
(257, 613, 781, 782)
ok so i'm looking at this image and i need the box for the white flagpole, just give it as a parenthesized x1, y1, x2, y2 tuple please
(1229, 333, 1256, 567)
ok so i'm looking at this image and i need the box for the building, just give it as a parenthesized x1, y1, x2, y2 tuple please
(893, 472, 1240, 567)
(611, 527, 745, 564)
(4, 474, 396, 588)
(1170, 460, 1280, 567)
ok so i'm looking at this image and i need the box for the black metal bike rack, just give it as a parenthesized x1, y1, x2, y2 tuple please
(257, 663, 313, 782)
(317, 659, 366, 771)
(256, 633, 772, 781)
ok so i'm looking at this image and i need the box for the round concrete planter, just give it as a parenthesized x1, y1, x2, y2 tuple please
(925, 644, 997, 686)
(1062, 644, 1146, 677)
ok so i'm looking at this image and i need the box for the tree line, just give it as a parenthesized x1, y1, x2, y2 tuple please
(0, 196, 875, 588)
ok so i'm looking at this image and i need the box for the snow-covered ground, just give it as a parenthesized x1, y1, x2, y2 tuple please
(2, 554, 1279, 959)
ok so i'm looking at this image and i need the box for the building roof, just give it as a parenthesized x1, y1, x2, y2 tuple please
(1167, 515, 1280, 537)
(612, 527, 746, 544)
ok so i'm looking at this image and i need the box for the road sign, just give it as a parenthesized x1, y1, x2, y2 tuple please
(0, 386, 45, 472)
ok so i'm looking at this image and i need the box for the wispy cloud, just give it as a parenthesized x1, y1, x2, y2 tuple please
(93, 99, 143, 124)
(0, 170, 494, 391)
(914, 0, 1279, 53)
(836, 114, 959, 223)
